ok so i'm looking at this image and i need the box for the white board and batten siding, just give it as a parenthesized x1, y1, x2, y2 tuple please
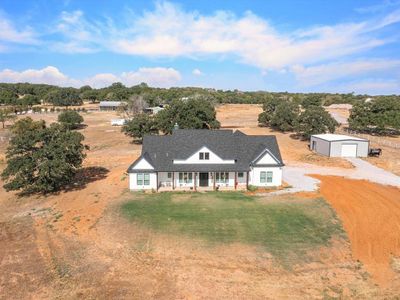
(255, 151, 279, 164)
(129, 157, 157, 190)
(173, 146, 235, 164)
(249, 167, 282, 187)
(249, 150, 282, 187)
(310, 134, 369, 157)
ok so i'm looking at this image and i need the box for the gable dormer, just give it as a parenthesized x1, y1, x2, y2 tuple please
(173, 146, 235, 164)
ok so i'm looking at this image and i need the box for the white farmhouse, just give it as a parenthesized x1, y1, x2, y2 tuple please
(127, 129, 284, 191)
(310, 134, 369, 157)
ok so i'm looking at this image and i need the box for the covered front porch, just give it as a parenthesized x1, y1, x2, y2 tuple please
(157, 171, 248, 192)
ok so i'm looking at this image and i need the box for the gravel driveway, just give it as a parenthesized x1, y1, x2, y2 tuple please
(276, 157, 400, 194)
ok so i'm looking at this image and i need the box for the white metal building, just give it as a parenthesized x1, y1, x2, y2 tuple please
(310, 134, 369, 157)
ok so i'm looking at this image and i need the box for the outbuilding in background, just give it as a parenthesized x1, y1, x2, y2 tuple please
(99, 101, 126, 111)
(111, 119, 126, 126)
(310, 134, 369, 157)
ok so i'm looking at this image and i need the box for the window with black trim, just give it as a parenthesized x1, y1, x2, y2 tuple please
(216, 172, 229, 183)
(199, 152, 209, 160)
(178, 172, 193, 183)
(238, 172, 244, 178)
(167, 172, 172, 179)
(260, 171, 266, 183)
(267, 171, 273, 183)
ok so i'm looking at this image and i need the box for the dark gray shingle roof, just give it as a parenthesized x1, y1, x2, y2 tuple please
(128, 129, 284, 172)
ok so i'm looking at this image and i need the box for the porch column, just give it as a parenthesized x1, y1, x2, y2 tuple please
(234, 172, 237, 190)
(172, 172, 175, 190)
(246, 171, 249, 190)
(156, 172, 159, 192)
(213, 172, 216, 190)
(194, 172, 197, 191)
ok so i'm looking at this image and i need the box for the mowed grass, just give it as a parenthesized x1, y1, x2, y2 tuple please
(121, 192, 344, 261)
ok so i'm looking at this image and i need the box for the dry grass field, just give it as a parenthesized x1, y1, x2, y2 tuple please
(1, 104, 400, 299)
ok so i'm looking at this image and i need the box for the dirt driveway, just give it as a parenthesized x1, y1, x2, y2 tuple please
(313, 175, 400, 287)
(280, 158, 400, 194)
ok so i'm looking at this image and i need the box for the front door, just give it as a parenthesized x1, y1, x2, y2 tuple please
(199, 172, 209, 187)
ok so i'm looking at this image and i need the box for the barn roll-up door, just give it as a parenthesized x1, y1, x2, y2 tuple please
(341, 144, 357, 157)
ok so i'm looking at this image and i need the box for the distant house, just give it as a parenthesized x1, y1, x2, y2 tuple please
(143, 105, 165, 115)
(111, 119, 126, 126)
(99, 101, 126, 111)
(310, 134, 369, 157)
(127, 129, 284, 191)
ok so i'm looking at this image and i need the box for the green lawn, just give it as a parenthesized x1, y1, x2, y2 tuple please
(121, 192, 344, 262)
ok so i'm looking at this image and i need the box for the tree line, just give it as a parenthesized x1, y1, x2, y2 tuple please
(348, 96, 400, 135)
(257, 95, 338, 139)
(1, 81, 393, 108)
(257, 94, 400, 137)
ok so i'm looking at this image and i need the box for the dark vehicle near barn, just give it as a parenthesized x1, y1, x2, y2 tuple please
(368, 148, 382, 157)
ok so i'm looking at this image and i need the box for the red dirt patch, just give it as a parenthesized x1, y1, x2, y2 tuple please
(312, 175, 400, 286)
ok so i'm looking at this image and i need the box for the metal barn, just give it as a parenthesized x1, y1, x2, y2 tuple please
(310, 134, 369, 157)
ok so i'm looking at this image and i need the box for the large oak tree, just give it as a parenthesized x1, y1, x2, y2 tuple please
(1, 117, 87, 194)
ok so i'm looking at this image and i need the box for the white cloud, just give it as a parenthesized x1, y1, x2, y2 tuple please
(0, 66, 182, 88)
(0, 12, 38, 48)
(51, 2, 400, 71)
(84, 73, 119, 88)
(356, 1, 400, 14)
(0, 66, 79, 86)
(192, 68, 203, 76)
(50, 10, 101, 53)
(119, 67, 181, 87)
(292, 59, 400, 86)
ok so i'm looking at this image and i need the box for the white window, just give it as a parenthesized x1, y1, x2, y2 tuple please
(267, 171, 273, 183)
(216, 172, 229, 184)
(137, 173, 150, 186)
(260, 171, 266, 183)
(167, 172, 172, 179)
(179, 172, 193, 183)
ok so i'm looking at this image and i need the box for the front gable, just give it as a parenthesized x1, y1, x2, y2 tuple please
(253, 149, 280, 165)
(173, 146, 235, 164)
(131, 157, 154, 170)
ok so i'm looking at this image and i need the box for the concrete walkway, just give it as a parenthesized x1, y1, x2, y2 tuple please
(275, 158, 400, 194)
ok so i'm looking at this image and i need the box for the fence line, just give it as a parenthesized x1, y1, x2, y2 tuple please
(338, 128, 400, 149)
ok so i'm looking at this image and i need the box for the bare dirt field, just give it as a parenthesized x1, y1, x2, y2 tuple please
(313, 175, 400, 289)
(1, 105, 400, 298)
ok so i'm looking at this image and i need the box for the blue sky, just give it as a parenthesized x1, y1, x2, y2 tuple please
(0, 0, 400, 94)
